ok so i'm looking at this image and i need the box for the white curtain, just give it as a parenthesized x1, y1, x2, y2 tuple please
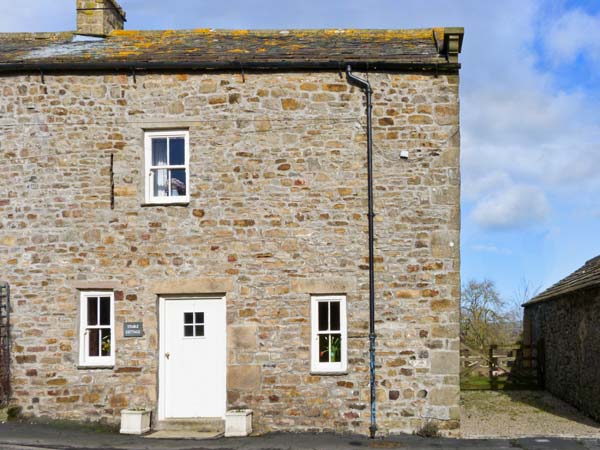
(153, 138, 168, 197)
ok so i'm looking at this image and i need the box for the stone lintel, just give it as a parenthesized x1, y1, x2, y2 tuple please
(150, 277, 233, 294)
(72, 281, 121, 290)
(290, 277, 355, 294)
(141, 122, 193, 130)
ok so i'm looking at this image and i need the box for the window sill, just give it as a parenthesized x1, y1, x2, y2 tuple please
(77, 365, 114, 370)
(141, 202, 189, 207)
(310, 371, 349, 376)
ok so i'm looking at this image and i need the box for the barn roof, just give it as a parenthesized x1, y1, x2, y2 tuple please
(524, 255, 600, 306)
(0, 28, 463, 73)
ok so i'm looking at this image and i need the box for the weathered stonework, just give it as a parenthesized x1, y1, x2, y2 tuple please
(524, 286, 600, 422)
(0, 70, 460, 435)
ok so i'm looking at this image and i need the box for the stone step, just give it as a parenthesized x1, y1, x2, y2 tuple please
(155, 417, 224, 433)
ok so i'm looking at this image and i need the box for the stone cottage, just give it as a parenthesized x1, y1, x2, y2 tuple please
(0, 0, 463, 436)
(523, 255, 600, 422)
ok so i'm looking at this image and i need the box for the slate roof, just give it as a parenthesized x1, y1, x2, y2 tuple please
(524, 255, 600, 305)
(0, 28, 462, 73)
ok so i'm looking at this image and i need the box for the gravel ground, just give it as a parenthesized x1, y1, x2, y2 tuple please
(461, 390, 600, 438)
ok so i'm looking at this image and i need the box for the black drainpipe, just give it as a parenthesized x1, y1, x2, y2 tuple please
(345, 65, 377, 439)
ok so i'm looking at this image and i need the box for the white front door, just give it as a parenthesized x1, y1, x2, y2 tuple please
(159, 296, 226, 420)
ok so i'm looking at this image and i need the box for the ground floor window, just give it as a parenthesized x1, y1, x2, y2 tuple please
(79, 291, 115, 366)
(310, 295, 347, 373)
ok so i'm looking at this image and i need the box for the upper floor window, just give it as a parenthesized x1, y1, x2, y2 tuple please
(310, 295, 347, 373)
(144, 130, 190, 204)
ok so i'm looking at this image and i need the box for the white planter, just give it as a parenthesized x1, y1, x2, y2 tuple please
(120, 409, 151, 435)
(225, 409, 253, 437)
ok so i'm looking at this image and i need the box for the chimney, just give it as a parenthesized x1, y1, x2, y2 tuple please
(76, 0, 126, 37)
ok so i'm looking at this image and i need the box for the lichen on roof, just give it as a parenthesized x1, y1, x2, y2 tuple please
(0, 27, 462, 70)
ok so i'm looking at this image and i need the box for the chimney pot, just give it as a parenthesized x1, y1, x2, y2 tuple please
(76, 0, 126, 37)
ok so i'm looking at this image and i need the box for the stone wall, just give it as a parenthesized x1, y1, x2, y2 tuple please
(0, 70, 460, 435)
(524, 287, 600, 422)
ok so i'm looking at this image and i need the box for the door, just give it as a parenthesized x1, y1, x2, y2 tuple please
(159, 296, 226, 419)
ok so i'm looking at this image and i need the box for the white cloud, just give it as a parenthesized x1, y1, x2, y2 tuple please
(544, 9, 600, 64)
(472, 244, 513, 255)
(462, 170, 511, 201)
(457, 0, 600, 232)
(471, 185, 550, 230)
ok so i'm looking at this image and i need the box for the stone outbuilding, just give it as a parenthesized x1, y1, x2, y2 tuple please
(0, 0, 463, 436)
(523, 255, 600, 422)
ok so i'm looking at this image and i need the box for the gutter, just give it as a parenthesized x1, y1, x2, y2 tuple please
(345, 64, 377, 439)
(0, 61, 461, 75)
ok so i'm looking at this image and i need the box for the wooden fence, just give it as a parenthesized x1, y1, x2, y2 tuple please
(461, 341, 545, 390)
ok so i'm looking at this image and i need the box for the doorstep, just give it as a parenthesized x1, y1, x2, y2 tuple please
(155, 417, 224, 432)
(145, 430, 223, 439)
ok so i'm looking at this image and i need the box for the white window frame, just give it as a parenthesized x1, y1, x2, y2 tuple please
(144, 129, 190, 204)
(78, 291, 115, 367)
(310, 295, 347, 373)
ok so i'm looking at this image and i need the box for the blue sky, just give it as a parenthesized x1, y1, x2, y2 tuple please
(2, 0, 599, 304)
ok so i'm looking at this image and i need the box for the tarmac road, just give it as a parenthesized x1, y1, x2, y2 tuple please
(0, 421, 600, 450)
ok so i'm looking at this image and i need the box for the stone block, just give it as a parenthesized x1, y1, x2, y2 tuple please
(408, 114, 433, 124)
(434, 104, 459, 125)
(431, 231, 459, 258)
(431, 299, 454, 311)
(281, 98, 303, 110)
(396, 289, 420, 299)
(429, 386, 458, 406)
(228, 324, 258, 350)
(228, 365, 261, 390)
(430, 351, 459, 375)
(422, 405, 450, 420)
(0, 236, 16, 246)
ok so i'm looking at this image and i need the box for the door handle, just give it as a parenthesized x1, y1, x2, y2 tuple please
(165, 352, 170, 359)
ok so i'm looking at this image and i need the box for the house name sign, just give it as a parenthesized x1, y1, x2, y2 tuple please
(123, 322, 144, 337)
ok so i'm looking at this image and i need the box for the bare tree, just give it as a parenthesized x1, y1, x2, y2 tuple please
(460, 279, 513, 351)
(511, 277, 542, 307)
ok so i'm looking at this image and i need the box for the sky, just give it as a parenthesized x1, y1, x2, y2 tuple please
(2, 0, 599, 304)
